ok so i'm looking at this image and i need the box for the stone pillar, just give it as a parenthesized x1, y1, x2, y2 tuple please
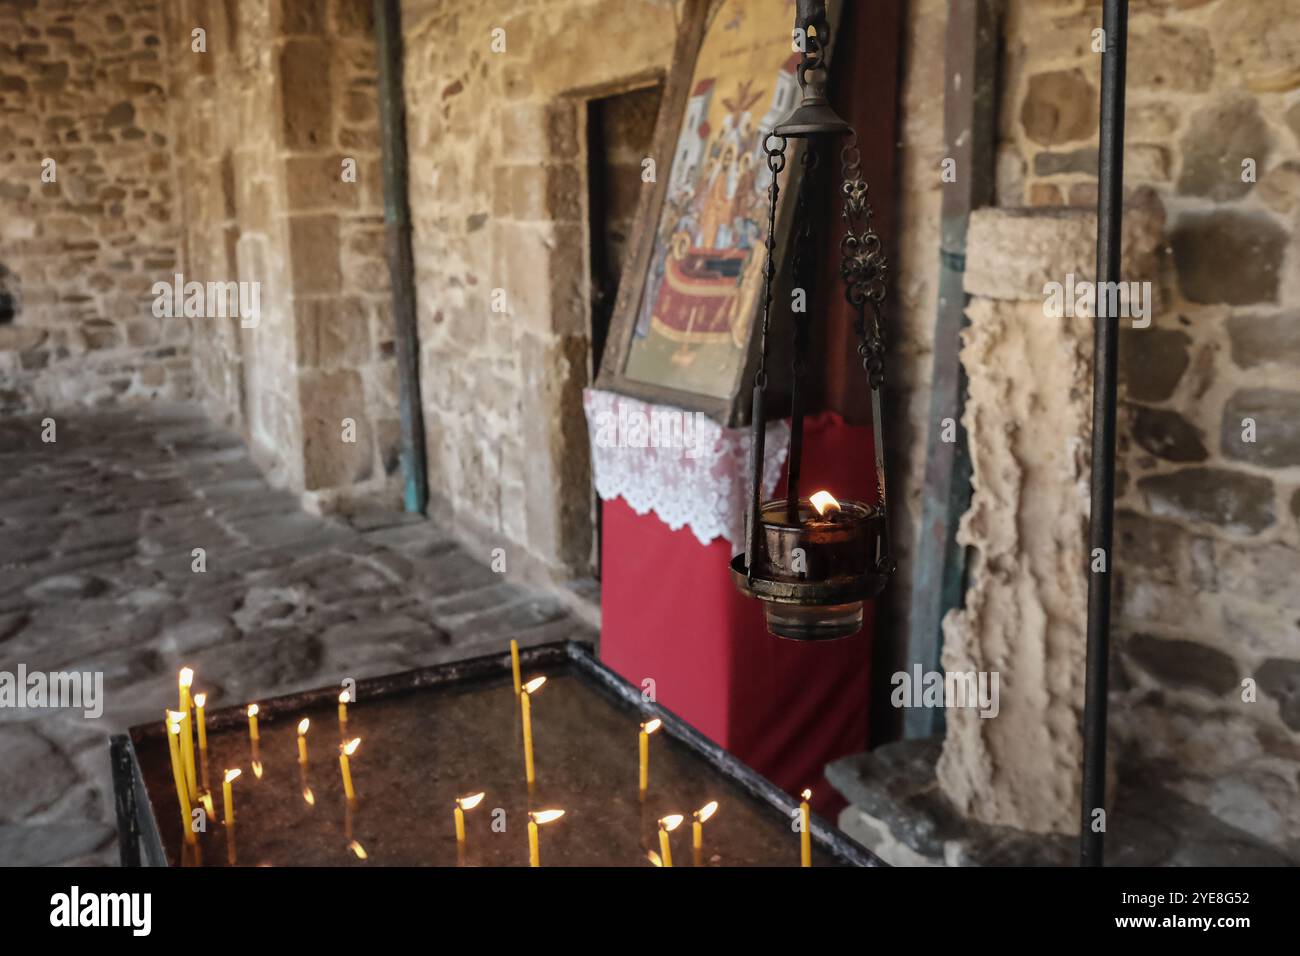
(937, 199, 1164, 834)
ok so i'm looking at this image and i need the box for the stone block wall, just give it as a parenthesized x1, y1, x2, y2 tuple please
(0, 0, 190, 413)
(927, 0, 1300, 847)
(164, 0, 400, 501)
(400, 0, 679, 578)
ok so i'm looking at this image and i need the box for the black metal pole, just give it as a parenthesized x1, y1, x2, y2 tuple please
(374, 0, 429, 515)
(1081, 0, 1128, 867)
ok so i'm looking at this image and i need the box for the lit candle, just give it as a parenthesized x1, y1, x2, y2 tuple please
(178, 669, 197, 797)
(222, 768, 241, 826)
(692, 800, 718, 860)
(246, 703, 260, 741)
(165, 713, 195, 844)
(657, 814, 683, 868)
(520, 676, 546, 784)
(454, 791, 486, 844)
(510, 639, 521, 695)
(297, 718, 310, 765)
(338, 690, 350, 729)
(638, 717, 662, 794)
(527, 809, 564, 867)
(339, 737, 361, 801)
(178, 710, 198, 800)
(193, 692, 208, 751)
(799, 788, 812, 867)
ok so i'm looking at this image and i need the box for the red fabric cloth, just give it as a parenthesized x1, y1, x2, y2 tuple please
(600, 411, 876, 817)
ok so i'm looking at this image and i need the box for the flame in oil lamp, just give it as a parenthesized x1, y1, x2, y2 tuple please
(809, 490, 840, 516)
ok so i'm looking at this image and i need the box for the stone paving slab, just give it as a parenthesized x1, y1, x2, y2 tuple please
(0, 405, 597, 866)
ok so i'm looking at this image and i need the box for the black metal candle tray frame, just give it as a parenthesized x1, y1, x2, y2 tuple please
(109, 640, 882, 867)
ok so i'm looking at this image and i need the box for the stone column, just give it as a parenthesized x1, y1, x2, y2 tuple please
(937, 199, 1164, 834)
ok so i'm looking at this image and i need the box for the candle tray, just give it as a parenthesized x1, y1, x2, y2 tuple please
(109, 641, 880, 867)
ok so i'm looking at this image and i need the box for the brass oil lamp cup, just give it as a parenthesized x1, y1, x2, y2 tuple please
(731, 492, 887, 641)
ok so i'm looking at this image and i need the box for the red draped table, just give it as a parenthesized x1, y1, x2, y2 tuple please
(586, 390, 877, 816)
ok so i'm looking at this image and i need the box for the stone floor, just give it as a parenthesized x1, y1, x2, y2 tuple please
(829, 738, 1298, 866)
(0, 405, 595, 866)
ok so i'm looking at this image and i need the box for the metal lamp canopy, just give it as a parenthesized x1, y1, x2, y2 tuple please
(731, 0, 894, 641)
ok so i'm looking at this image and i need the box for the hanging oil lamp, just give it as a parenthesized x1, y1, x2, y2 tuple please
(730, 0, 894, 641)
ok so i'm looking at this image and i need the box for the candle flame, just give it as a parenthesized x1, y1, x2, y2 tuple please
(297, 718, 310, 735)
(695, 800, 719, 823)
(659, 814, 684, 832)
(647, 850, 663, 867)
(810, 491, 840, 516)
(179, 667, 194, 689)
(341, 738, 361, 756)
(168, 720, 180, 735)
(193, 693, 206, 708)
(348, 840, 367, 859)
(530, 809, 565, 825)
(302, 787, 315, 805)
(641, 718, 662, 735)
(252, 760, 264, 779)
(166, 709, 185, 725)
(224, 768, 241, 784)
(247, 704, 259, 717)
(457, 792, 486, 811)
(801, 788, 813, 801)
(522, 676, 547, 695)
(339, 690, 350, 704)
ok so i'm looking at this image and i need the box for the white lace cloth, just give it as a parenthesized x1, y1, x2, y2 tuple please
(583, 388, 790, 549)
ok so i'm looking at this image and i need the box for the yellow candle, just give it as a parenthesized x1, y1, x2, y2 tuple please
(178, 669, 197, 797)
(638, 718, 662, 793)
(658, 814, 683, 868)
(179, 710, 197, 798)
(454, 791, 485, 844)
(165, 714, 196, 844)
(799, 788, 812, 867)
(527, 809, 564, 867)
(520, 676, 546, 784)
(178, 666, 193, 714)
(339, 737, 360, 801)
(510, 639, 521, 695)
(338, 690, 350, 729)
(297, 718, 310, 765)
(193, 693, 208, 751)
(693, 800, 718, 855)
(246, 703, 260, 742)
(222, 768, 241, 826)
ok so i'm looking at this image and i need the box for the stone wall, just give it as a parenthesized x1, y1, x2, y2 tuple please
(164, 0, 400, 501)
(0, 0, 190, 413)
(400, 0, 679, 579)
(929, 0, 1300, 846)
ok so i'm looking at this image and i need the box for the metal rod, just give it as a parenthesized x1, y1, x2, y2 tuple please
(374, 0, 429, 515)
(1081, 0, 1128, 868)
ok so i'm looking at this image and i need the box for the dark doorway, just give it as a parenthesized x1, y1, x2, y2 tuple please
(584, 82, 664, 578)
